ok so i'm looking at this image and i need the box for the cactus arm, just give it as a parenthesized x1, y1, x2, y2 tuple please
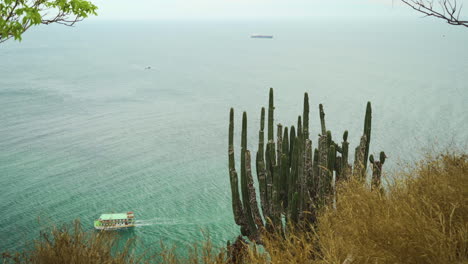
(245, 150, 264, 228)
(335, 156, 342, 182)
(276, 124, 283, 174)
(266, 141, 275, 220)
(326, 144, 336, 196)
(256, 107, 269, 220)
(380, 151, 386, 165)
(353, 134, 367, 180)
(312, 148, 319, 199)
(319, 104, 326, 135)
(265, 89, 276, 214)
(363, 102, 372, 174)
(280, 153, 289, 211)
(318, 134, 328, 199)
(304, 139, 313, 212)
(290, 192, 299, 224)
(288, 132, 299, 216)
(289, 126, 296, 169)
(228, 108, 244, 226)
(240, 112, 259, 237)
(303, 93, 309, 140)
(341, 130, 350, 180)
(297, 119, 306, 216)
(370, 151, 386, 191)
(267, 88, 275, 141)
(272, 163, 281, 227)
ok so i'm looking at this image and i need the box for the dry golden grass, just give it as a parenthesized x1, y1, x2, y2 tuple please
(318, 152, 468, 264)
(2, 220, 144, 264)
(252, 152, 468, 264)
(3, 152, 467, 264)
(1, 222, 228, 264)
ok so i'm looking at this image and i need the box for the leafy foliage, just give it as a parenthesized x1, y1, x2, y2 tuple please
(0, 0, 97, 43)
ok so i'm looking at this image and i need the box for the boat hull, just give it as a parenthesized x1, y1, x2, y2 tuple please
(94, 224, 135, 230)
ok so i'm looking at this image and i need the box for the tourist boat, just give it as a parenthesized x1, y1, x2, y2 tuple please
(250, 34, 273, 39)
(94, 212, 135, 230)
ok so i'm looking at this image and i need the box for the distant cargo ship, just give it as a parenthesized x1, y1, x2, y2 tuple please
(251, 34, 273, 39)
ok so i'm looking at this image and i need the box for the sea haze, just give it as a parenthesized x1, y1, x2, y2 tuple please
(0, 19, 467, 251)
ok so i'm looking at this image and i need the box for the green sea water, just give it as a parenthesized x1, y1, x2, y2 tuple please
(0, 19, 467, 252)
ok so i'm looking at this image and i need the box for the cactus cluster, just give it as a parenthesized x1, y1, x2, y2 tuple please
(228, 88, 385, 242)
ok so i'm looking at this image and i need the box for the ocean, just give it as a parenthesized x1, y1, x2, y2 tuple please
(0, 18, 467, 252)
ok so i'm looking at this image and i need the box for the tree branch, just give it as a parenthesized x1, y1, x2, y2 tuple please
(1, 0, 97, 43)
(401, 0, 468, 27)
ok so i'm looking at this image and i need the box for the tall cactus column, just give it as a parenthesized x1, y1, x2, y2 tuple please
(341, 131, 350, 180)
(228, 109, 246, 233)
(265, 88, 275, 224)
(363, 102, 372, 177)
(245, 150, 264, 229)
(240, 112, 258, 238)
(256, 108, 269, 220)
(303, 93, 310, 140)
(354, 102, 372, 181)
(280, 127, 290, 209)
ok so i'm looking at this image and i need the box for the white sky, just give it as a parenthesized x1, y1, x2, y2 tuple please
(89, 0, 415, 20)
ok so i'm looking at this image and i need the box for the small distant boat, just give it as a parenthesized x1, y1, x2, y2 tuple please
(94, 212, 135, 230)
(251, 34, 273, 39)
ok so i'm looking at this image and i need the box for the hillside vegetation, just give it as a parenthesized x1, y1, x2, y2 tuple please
(2, 152, 467, 264)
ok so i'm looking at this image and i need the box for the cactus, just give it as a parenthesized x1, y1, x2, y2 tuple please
(265, 88, 276, 223)
(289, 126, 296, 168)
(228, 108, 244, 226)
(267, 88, 275, 142)
(341, 131, 350, 180)
(363, 102, 372, 176)
(227, 89, 384, 242)
(280, 128, 289, 208)
(265, 141, 275, 222)
(246, 150, 263, 229)
(319, 104, 326, 135)
(303, 93, 310, 140)
(312, 148, 319, 201)
(256, 108, 268, 219)
(290, 192, 299, 225)
(271, 163, 281, 227)
(240, 112, 258, 238)
(370, 151, 387, 191)
(354, 134, 367, 180)
(304, 139, 313, 214)
(325, 144, 336, 197)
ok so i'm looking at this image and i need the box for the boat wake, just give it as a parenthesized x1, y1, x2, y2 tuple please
(134, 218, 187, 227)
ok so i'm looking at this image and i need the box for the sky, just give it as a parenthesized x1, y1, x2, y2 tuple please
(89, 0, 417, 21)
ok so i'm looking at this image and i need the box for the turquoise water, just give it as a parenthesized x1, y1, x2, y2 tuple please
(0, 19, 467, 252)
